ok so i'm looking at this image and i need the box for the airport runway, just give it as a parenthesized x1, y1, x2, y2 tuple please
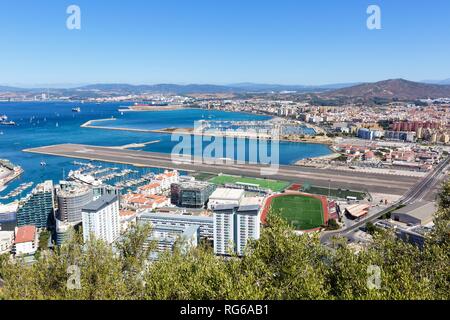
(24, 143, 420, 195)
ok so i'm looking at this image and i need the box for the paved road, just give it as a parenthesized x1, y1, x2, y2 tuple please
(24, 143, 419, 195)
(320, 156, 450, 244)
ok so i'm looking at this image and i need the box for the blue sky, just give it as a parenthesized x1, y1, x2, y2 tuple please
(0, 0, 449, 86)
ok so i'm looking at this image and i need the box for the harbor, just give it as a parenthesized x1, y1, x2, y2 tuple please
(66, 161, 161, 194)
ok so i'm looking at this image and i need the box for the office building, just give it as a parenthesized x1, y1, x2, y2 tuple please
(17, 181, 54, 229)
(82, 195, 120, 244)
(170, 181, 216, 208)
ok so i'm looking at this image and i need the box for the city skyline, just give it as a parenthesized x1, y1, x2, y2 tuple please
(1, 0, 450, 86)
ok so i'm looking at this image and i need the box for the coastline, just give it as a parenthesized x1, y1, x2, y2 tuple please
(119, 105, 188, 112)
(295, 153, 341, 165)
(0, 160, 24, 192)
(81, 117, 334, 146)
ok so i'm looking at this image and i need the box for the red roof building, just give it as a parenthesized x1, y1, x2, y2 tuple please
(14, 225, 37, 244)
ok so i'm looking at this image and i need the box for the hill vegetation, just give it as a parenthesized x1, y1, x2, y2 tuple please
(0, 182, 449, 300)
(319, 79, 450, 102)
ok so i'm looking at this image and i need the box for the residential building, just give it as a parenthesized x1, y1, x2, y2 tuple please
(82, 195, 120, 244)
(235, 197, 262, 256)
(119, 210, 137, 233)
(138, 182, 162, 196)
(121, 193, 169, 211)
(55, 219, 74, 246)
(138, 212, 214, 240)
(213, 204, 236, 255)
(13, 225, 38, 256)
(57, 182, 93, 224)
(154, 170, 179, 190)
(0, 231, 14, 254)
(213, 197, 262, 256)
(17, 181, 54, 229)
(140, 223, 200, 260)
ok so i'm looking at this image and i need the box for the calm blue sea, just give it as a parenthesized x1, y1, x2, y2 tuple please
(0, 102, 331, 201)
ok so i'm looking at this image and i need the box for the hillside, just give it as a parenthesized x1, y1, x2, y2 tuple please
(320, 79, 450, 101)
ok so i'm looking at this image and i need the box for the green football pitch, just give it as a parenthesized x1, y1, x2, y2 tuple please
(209, 175, 289, 192)
(270, 194, 324, 230)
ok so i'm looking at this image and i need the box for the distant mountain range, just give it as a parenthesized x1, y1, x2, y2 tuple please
(0, 82, 358, 95)
(318, 79, 450, 101)
(423, 78, 450, 85)
(1, 79, 450, 101)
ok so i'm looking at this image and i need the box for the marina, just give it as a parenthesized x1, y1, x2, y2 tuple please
(0, 182, 34, 200)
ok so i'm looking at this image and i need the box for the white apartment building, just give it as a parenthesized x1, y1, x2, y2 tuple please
(82, 195, 120, 244)
(236, 198, 262, 256)
(213, 204, 236, 255)
(213, 197, 262, 256)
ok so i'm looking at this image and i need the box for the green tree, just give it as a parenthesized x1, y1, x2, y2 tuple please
(0, 181, 449, 300)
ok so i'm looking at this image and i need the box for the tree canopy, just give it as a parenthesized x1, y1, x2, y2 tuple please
(1, 182, 449, 300)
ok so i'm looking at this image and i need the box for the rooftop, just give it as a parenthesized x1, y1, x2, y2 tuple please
(392, 201, 437, 221)
(139, 212, 213, 223)
(82, 195, 118, 212)
(238, 197, 263, 212)
(14, 225, 36, 244)
(210, 188, 245, 201)
(57, 182, 91, 197)
(0, 231, 14, 241)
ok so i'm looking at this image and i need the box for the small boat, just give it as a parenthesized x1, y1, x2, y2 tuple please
(0, 120, 16, 126)
(40, 161, 47, 166)
(72, 107, 81, 113)
(0, 115, 8, 121)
